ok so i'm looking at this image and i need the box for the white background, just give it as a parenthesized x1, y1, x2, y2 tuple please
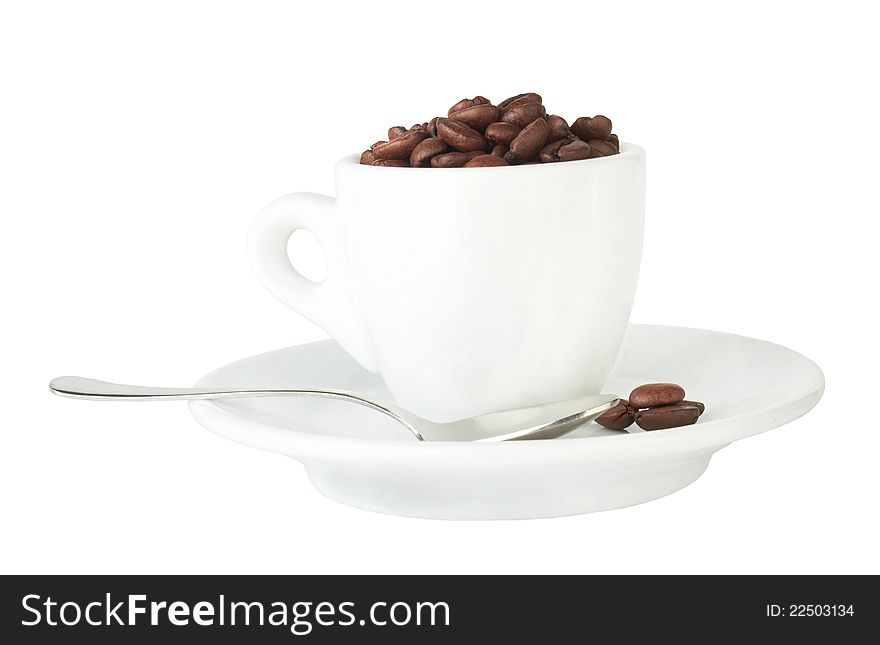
(2, 0, 878, 574)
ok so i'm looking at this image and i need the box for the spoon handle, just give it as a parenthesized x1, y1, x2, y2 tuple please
(52, 375, 365, 402)
(49, 376, 424, 439)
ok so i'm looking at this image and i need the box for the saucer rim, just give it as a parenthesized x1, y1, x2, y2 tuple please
(188, 324, 824, 464)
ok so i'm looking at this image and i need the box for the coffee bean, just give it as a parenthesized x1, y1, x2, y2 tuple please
(372, 129, 429, 160)
(485, 122, 522, 146)
(570, 117, 591, 140)
(362, 93, 620, 168)
(449, 103, 501, 133)
(388, 126, 407, 140)
(430, 151, 484, 168)
(546, 115, 573, 141)
(629, 383, 685, 409)
(595, 399, 636, 430)
(635, 403, 701, 431)
(571, 115, 613, 141)
(539, 139, 564, 162)
(436, 118, 487, 152)
(682, 400, 705, 415)
(448, 96, 492, 114)
(591, 116, 613, 138)
(540, 138, 591, 162)
(497, 92, 542, 110)
(502, 95, 543, 110)
(501, 102, 547, 128)
(607, 133, 619, 151)
(557, 139, 592, 161)
(588, 139, 618, 157)
(505, 118, 549, 164)
(371, 159, 410, 167)
(464, 154, 509, 167)
(410, 137, 450, 167)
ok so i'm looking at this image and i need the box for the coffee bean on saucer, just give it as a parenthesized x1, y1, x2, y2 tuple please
(360, 149, 376, 165)
(436, 118, 487, 152)
(629, 383, 686, 409)
(682, 400, 705, 415)
(635, 403, 702, 431)
(490, 143, 509, 157)
(595, 399, 637, 430)
(410, 137, 450, 167)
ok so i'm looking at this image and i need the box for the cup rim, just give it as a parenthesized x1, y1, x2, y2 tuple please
(342, 141, 643, 171)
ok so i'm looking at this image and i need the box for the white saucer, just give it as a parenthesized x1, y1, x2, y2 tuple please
(189, 324, 824, 520)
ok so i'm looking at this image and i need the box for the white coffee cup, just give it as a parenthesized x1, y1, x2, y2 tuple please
(249, 143, 645, 422)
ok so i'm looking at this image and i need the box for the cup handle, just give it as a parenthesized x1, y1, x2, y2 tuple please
(247, 192, 377, 372)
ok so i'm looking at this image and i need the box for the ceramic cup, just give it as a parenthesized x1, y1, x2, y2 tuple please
(248, 143, 645, 422)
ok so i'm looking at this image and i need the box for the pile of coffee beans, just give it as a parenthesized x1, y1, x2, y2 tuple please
(596, 383, 706, 431)
(360, 93, 620, 168)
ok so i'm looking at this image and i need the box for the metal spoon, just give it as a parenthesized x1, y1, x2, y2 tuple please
(49, 376, 617, 443)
